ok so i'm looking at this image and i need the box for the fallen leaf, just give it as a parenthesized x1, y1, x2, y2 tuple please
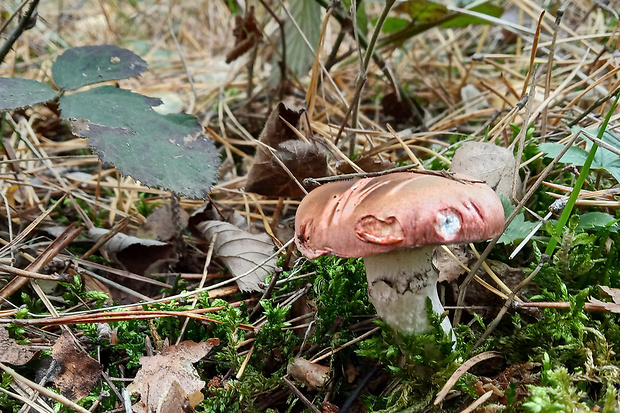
(156, 380, 198, 413)
(322, 401, 340, 413)
(88, 227, 177, 275)
(52, 330, 102, 401)
(287, 357, 330, 390)
(196, 221, 277, 292)
(336, 154, 396, 174)
(127, 339, 219, 413)
(244, 102, 329, 197)
(435, 244, 472, 283)
(344, 363, 359, 384)
(136, 204, 190, 242)
(449, 141, 522, 200)
(0, 325, 38, 365)
(599, 286, 620, 304)
(226, 6, 262, 63)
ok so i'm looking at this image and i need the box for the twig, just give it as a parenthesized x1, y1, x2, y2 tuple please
(0, 0, 40, 64)
(434, 351, 501, 405)
(540, 9, 564, 139)
(0, 263, 69, 282)
(0, 362, 90, 413)
(282, 377, 321, 413)
(304, 166, 485, 186)
(339, 362, 381, 413)
(471, 254, 548, 351)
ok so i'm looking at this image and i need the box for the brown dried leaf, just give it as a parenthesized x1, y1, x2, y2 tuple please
(226, 6, 262, 63)
(0, 325, 37, 366)
(244, 102, 329, 197)
(127, 339, 219, 413)
(588, 297, 620, 313)
(435, 244, 472, 283)
(197, 220, 277, 292)
(336, 155, 396, 175)
(137, 205, 189, 242)
(449, 141, 522, 200)
(156, 381, 198, 413)
(287, 357, 330, 390)
(88, 228, 177, 275)
(599, 286, 620, 304)
(52, 330, 102, 401)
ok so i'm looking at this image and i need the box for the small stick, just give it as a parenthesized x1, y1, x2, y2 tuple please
(0, 362, 90, 413)
(471, 254, 549, 351)
(304, 166, 485, 186)
(0, 264, 68, 282)
(282, 377, 321, 413)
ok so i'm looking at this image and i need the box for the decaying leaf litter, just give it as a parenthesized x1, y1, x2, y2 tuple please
(1, 0, 620, 412)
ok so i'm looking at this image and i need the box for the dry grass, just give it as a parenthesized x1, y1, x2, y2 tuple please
(1, 0, 619, 411)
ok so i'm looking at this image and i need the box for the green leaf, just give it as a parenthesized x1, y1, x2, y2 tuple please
(538, 142, 589, 165)
(441, 3, 504, 28)
(497, 194, 539, 244)
(379, 16, 409, 33)
(285, 0, 321, 77)
(52, 45, 147, 91)
(59, 86, 220, 198)
(0, 78, 56, 110)
(539, 128, 620, 182)
(498, 212, 540, 244)
(575, 212, 619, 233)
(396, 0, 449, 24)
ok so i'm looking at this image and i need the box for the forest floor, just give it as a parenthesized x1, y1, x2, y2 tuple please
(1, 0, 620, 412)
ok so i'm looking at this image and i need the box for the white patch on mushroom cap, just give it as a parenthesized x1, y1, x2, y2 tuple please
(435, 209, 461, 240)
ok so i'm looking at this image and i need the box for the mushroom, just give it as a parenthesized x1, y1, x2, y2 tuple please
(294, 172, 504, 338)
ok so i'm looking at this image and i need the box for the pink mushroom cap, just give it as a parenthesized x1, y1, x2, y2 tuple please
(295, 172, 505, 259)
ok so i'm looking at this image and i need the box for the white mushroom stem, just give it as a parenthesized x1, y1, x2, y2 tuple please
(363, 246, 453, 339)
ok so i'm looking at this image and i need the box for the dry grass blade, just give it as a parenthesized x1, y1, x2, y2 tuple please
(0, 224, 82, 300)
(434, 351, 501, 405)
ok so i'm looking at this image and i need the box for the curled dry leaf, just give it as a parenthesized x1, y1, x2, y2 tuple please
(287, 357, 330, 390)
(449, 141, 522, 200)
(0, 325, 38, 366)
(244, 102, 329, 197)
(226, 5, 262, 63)
(127, 339, 219, 413)
(52, 330, 102, 401)
(88, 227, 177, 275)
(196, 220, 277, 292)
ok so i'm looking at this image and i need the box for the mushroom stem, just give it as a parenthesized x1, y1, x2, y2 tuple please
(363, 246, 453, 338)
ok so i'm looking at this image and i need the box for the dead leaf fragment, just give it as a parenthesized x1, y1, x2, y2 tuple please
(88, 227, 177, 275)
(599, 286, 620, 304)
(435, 244, 472, 283)
(197, 220, 278, 292)
(226, 6, 262, 63)
(336, 154, 396, 175)
(137, 204, 190, 242)
(0, 325, 38, 366)
(244, 102, 329, 197)
(287, 357, 330, 390)
(449, 141, 522, 200)
(52, 330, 102, 401)
(127, 339, 219, 413)
(156, 380, 197, 413)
